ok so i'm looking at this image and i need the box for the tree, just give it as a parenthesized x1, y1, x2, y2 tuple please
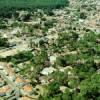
(78, 73, 100, 99)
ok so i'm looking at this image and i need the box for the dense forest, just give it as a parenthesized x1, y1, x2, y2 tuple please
(0, 0, 67, 10)
(0, 0, 68, 18)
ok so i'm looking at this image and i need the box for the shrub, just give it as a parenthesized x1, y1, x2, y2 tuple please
(3, 51, 33, 63)
(0, 36, 9, 47)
